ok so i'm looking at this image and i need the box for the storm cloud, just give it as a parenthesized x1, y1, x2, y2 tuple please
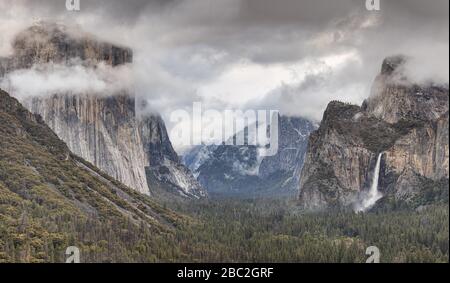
(0, 0, 448, 146)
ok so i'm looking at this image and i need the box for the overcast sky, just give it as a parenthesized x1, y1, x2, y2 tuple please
(0, 0, 448, 148)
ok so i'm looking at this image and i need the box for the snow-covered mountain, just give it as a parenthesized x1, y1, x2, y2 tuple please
(183, 116, 316, 198)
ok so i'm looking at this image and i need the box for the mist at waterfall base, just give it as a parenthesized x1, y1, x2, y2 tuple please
(355, 153, 384, 212)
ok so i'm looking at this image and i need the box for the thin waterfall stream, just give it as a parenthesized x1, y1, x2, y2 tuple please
(357, 153, 383, 212)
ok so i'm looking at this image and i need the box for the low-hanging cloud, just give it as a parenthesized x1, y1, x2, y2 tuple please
(402, 44, 449, 85)
(248, 51, 369, 122)
(0, 62, 133, 99)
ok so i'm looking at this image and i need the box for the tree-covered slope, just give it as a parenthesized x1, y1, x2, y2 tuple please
(0, 88, 186, 262)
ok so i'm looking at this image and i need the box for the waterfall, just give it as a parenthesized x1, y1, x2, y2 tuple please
(357, 153, 383, 212)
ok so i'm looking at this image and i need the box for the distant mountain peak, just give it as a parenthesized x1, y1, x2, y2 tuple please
(183, 115, 316, 198)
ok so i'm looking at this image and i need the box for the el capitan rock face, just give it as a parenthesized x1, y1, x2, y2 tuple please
(0, 22, 206, 198)
(0, 87, 179, 228)
(299, 56, 449, 211)
(24, 94, 151, 194)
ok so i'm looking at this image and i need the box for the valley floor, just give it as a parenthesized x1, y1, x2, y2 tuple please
(158, 198, 449, 263)
(1, 194, 448, 263)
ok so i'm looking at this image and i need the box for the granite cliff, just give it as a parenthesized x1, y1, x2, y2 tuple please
(0, 22, 205, 198)
(299, 56, 449, 210)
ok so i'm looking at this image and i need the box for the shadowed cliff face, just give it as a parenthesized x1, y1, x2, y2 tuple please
(140, 115, 207, 199)
(299, 56, 449, 211)
(0, 22, 206, 198)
